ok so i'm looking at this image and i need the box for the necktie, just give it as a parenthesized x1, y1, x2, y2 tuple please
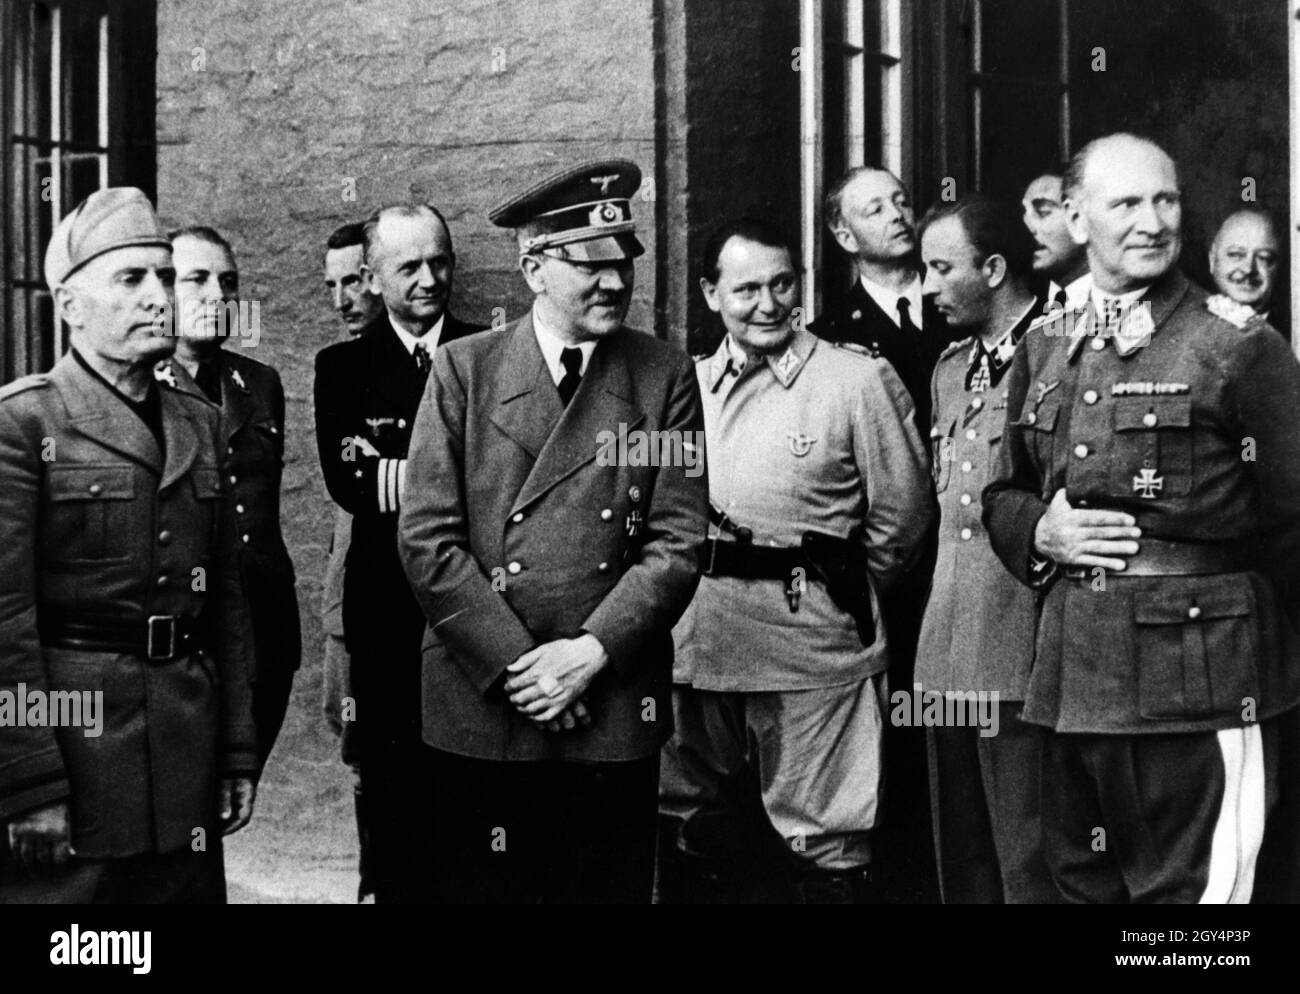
(1054, 287, 1069, 308)
(897, 297, 919, 337)
(413, 340, 432, 374)
(558, 347, 583, 406)
(194, 360, 221, 404)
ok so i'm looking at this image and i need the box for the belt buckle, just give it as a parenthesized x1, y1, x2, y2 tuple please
(147, 615, 177, 661)
(703, 532, 720, 576)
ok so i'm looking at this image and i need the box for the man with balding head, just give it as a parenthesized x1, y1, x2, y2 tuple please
(0, 188, 258, 903)
(984, 133, 1300, 903)
(313, 203, 486, 902)
(1208, 209, 1285, 334)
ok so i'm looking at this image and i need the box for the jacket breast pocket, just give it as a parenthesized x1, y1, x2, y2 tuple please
(931, 420, 955, 493)
(250, 418, 285, 465)
(1112, 396, 1192, 498)
(189, 466, 224, 545)
(1133, 578, 1260, 721)
(46, 465, 136, 562)
(1014, 399, 1058, 472)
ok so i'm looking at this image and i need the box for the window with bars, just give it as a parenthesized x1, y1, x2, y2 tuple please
(800, 0, 913, 316)
(967, 0, 1070, 199)
(1, 0, 156, 383)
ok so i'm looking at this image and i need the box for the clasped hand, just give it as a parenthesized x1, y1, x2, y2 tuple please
(505, 633, 609, 732)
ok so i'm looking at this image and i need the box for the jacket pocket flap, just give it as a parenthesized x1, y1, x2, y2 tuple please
(191, 466, 224, 499)
(1114, 396, 1192, 431)
(48, 465, 135, 501)
(1134, 584, 1252, 625)
(1015, 403, 1057, 431)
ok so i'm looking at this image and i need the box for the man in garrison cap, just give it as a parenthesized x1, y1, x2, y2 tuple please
(0, 188, 259, 903)
(398, 159, 708, 903)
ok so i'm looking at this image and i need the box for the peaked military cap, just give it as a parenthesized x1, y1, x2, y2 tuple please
(489, 158, 645, 262)
(44, 187, 171, 288)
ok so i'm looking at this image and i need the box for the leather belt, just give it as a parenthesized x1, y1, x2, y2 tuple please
(38, 613, 203, 662)
(1063, 538, 1255, 579)
(700, 540, 805, 581)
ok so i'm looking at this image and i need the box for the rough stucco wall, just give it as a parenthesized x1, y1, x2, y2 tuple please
(154, 0, 658, 900)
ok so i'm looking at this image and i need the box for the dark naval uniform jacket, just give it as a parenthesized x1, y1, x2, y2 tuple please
(0, 352, 259, 858)
(810, 277, 955, 434)
(158, 349, 301, 702)
(313, 312, 484, 739)
(397, 313, 709, 762)
(983, 270, 1300, 734)
(916, 303, 1041, 699)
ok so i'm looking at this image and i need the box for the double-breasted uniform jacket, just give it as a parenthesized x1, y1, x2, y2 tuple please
(397, 313, 709, 763)
(158, 348, 301, 689)
(674, 329, 933, 692)
(0, 352, 258, 857)
(810, 278, 956, 434)
(313, 313, 485, 737)
(983, 270, 1300, 734)
(916, 305, 1041, 699)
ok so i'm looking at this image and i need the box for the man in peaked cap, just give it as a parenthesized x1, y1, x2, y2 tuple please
(0, 188, 259, 903)
(398, 159, 708, 903)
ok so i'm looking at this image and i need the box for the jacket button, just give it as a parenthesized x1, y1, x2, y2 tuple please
(1083, 390, 1099, 405)
(511, 512, 524, 523)
(156, 575, 168, 587)
(228, 446, 235, 457)
(960, 461, 972, 473)
(1091, 337, 1106, 351)
(88, 483, 102, 496)
(236, 504, 246, 514)
(970, 397, 983, 410)
(597, 562, 610, 573)
(242, 533, 250, 543)
(229, 474, 238, 485)
(507, 561, 522, 575)
(158, 530, 172, 545)
(1073, 444, 1089, 459)
(397, 419, 406, 430)
(1024, 412, 1037, 425)
(965, 429, 977, 440)
(600, 508, 613, 521)
(959, 494, 972, 506)
(1143, 412, 1158, 427)
(1188, 605, 1202, 620)
(960, 528, 973, 541)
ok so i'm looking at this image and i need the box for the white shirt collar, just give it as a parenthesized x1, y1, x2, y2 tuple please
(532, 303, 596, 386)
(389, 311, 445, 355)
(859, 273, 923, 330)
(1062, 273, 1091, 308)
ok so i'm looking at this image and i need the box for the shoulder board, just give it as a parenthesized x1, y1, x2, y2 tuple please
(0, 373, 51, 403)
(938, 336, 974, 362)
(830, 340, 880, 360)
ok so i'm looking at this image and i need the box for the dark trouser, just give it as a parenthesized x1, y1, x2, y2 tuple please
(346, 579, 435, 904)
(927, 703, 1056, 904)
(252, 667, 296, 769)
(1254, 705, 1300, 902)
(1043, 726, 1270, 903)
(877, 552, 941, 904)
(0, 840, 226, 904)
(428, 749, 659, 904)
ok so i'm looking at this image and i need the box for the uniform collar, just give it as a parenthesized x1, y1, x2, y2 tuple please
(965, 298, 1037, 392)
(706, 328, 815, 392)
(1067, 268, 1190, 362)
(389, 311, 445, 355)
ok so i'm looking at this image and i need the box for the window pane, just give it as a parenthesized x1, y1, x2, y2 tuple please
(64, 10, 103, 146)
(979, 0, 1060, 79)
(32, 2, 55, 142)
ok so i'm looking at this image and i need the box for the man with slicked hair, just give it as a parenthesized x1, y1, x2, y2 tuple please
(984, 133, 1300, 904)
(313, 203, 486, 902)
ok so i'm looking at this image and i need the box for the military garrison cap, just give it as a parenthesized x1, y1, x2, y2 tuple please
(44, 187, 171, 288)
(489, 158, 645, 263)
